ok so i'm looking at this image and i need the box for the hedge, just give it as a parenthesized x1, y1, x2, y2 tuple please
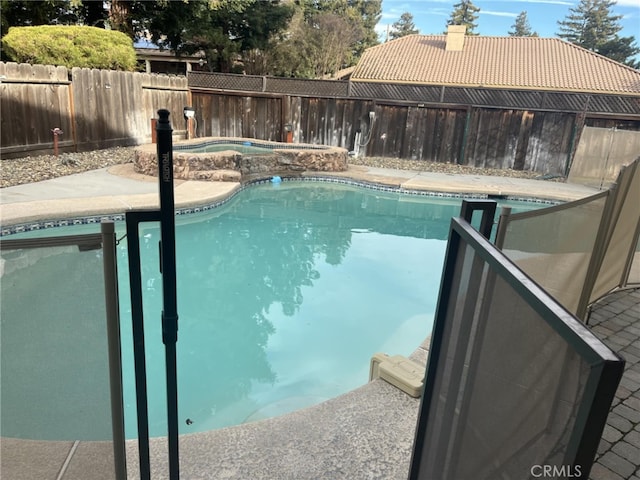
(1, 25, 137, 71)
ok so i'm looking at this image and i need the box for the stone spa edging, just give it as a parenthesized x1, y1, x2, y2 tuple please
(134, 138, 349, 182)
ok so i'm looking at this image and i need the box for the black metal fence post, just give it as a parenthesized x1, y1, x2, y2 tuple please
(156, 109, 180, 479)
(125, 108, 180, 479)
(126, 210, 161, 480)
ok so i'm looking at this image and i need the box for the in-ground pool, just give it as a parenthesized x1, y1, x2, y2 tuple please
(0, 181, 544, 440)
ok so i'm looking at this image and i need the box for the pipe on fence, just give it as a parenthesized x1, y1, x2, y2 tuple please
(51, 128, 63, 156)
(151, 118, 157, 144)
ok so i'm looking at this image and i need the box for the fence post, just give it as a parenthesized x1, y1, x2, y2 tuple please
(156, 109, 180, 480)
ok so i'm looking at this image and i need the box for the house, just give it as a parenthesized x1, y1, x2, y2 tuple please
(135, 46, 207, 75)
(350, 25, 640, 97)
(344, 26, 640, 174)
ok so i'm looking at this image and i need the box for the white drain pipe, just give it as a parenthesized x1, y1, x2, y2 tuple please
(353, 131, 362, 158)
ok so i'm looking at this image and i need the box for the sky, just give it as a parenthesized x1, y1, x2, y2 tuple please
(377, 0, 640, 41)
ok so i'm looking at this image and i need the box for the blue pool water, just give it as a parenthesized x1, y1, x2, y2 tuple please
(1, 181, 543, 440)
(178, 142, 274, 155)
(174, 139, 326, 155)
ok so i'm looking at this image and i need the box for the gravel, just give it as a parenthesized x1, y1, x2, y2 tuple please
(0, 146, 559, 188)
(350, 156, 548, 180)
(1, 146, 137, 188)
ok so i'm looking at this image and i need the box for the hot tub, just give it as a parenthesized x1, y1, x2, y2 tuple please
(134, 137, 349, 182)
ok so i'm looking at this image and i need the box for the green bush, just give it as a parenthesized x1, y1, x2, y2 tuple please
(1, 25, 137, 71)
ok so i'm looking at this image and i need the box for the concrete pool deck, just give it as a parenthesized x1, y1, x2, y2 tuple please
(1, 164, 638, 479)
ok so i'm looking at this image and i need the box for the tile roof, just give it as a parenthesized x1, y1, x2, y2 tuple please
(350, 35, 640, 95)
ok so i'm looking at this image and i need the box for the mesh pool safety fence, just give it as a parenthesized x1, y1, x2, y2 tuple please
(496, 158, 640, 320)
(0, 223, 125, 479)
(409, 217, 624, 480)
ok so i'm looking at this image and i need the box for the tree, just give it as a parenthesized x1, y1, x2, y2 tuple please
(0, 0, 383, 77)
(390, 12, 419, 40)
(557, 0, 639, 67)
(255, 0, 380, 78)
(146, 0, 294, 73)
(446, 0, 480, 35)
(509, 11, 538, 37)
(599, 36, 640, 69)
(306, 12, 363, 77)
(0, 0, 79, 33)
(0, 0, 156, 38)
(261, 9, 361, 78)
(1, 25, 137, 70)
(298, 0, 381, 59)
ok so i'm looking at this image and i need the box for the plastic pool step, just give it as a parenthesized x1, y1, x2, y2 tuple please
(369, 352, 424, 398)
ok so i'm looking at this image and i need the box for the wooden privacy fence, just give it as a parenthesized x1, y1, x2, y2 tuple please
(190, 90, 579, 175)
(0, 62, 188, 158)
(3, 63, 639, 176)
(188, 71, 640, 175)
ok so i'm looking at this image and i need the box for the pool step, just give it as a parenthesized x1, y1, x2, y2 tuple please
(369, 352, 424, 398)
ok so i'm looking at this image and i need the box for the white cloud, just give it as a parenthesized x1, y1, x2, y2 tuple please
(488, 0, 574, 5)
(481, 10, 519, 17)
(615, 0, 640, 7)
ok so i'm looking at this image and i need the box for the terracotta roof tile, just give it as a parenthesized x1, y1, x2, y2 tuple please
(351, 35, 640, 95)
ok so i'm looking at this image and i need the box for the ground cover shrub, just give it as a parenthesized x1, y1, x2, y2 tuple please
(1, 25, 136, 71)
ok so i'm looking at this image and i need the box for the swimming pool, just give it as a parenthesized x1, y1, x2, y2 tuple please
(0, 181, 543, 440)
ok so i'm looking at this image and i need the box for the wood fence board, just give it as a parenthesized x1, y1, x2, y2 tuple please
(416, 108, 431, 161)
(443, 109, 463, 164)
(491, 110, 509, 168)
(505, 110, 522, 169)
(525, 113, 545, 171)
(331, 99, 343, 146)
(463, 110, 479, 167)
(434, 109, 449, 163)
(402, 107, 417, 159)
(513, 112, 533, 170)
(491, 110, 510, 168)
(479, 109, 498, 167)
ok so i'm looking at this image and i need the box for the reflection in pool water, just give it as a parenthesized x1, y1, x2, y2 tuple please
(1, 181, 541, 440)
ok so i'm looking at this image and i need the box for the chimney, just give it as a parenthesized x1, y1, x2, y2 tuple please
(446, 25, 466, 51)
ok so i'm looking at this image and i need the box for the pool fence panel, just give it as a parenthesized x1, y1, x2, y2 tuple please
(588, 158, 640, 297)
(628, 236, 640, 286)
(0, 224, 126, 479)
(409, 217, 624, 480)
(495, 157, 640, 320)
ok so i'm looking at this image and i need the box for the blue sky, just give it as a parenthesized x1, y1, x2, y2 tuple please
(377, 0, 640, 40)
